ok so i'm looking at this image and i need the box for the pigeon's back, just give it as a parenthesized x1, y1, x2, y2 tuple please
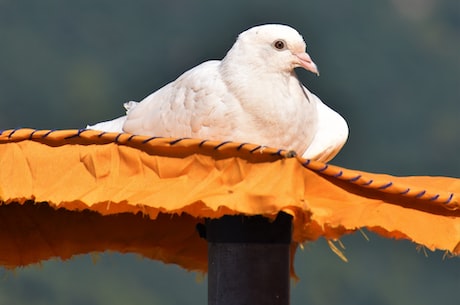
(123, 60, 245, 141)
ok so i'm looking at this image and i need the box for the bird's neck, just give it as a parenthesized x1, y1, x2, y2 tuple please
(220, 60, 303, 111)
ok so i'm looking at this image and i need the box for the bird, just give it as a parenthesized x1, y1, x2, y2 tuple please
(87, 24, 348, 162)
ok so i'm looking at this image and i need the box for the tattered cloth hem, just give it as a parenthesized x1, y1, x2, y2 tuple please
(0, 129, 459, 271)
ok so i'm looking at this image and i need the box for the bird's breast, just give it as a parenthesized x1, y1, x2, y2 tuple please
(240, 85, 318, 154)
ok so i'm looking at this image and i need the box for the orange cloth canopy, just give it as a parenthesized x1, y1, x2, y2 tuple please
(0, 129, 459, 270)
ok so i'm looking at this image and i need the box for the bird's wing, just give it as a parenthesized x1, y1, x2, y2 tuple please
(301, 90, 348, 162)
(123, 60, 242, 139)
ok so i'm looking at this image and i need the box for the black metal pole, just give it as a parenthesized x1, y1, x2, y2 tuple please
(206, 212, 292, 305)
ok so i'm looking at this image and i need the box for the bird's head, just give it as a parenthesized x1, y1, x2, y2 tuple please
(225, 24, 319, 76)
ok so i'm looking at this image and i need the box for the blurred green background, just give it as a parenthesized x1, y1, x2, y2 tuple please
(0, 0, 459, 304)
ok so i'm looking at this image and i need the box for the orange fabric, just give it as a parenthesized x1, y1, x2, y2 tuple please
(0, 129, 459, 270)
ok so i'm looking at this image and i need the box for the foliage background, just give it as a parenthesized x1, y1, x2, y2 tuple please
(0, 0, 459, 304)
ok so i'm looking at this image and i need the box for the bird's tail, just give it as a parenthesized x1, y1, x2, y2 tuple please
(86, 115, 127, 133)
(85, 100, 139, 133)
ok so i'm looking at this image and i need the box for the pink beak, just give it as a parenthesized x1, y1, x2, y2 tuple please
(295, 52, 319, 76)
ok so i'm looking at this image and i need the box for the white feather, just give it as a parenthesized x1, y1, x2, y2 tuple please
(300, 90, 348, 162)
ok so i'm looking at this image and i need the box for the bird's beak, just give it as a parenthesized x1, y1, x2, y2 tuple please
(295, 52, 319, 76)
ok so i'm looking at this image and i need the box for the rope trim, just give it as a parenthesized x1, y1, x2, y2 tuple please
(299, 158, 457, 208)
(0, 128, 458, 209)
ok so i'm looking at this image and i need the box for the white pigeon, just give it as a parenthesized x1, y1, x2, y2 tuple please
(87, 24, 348, 162)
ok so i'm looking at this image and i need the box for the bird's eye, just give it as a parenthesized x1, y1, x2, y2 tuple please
(273, 40, 286, 50)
